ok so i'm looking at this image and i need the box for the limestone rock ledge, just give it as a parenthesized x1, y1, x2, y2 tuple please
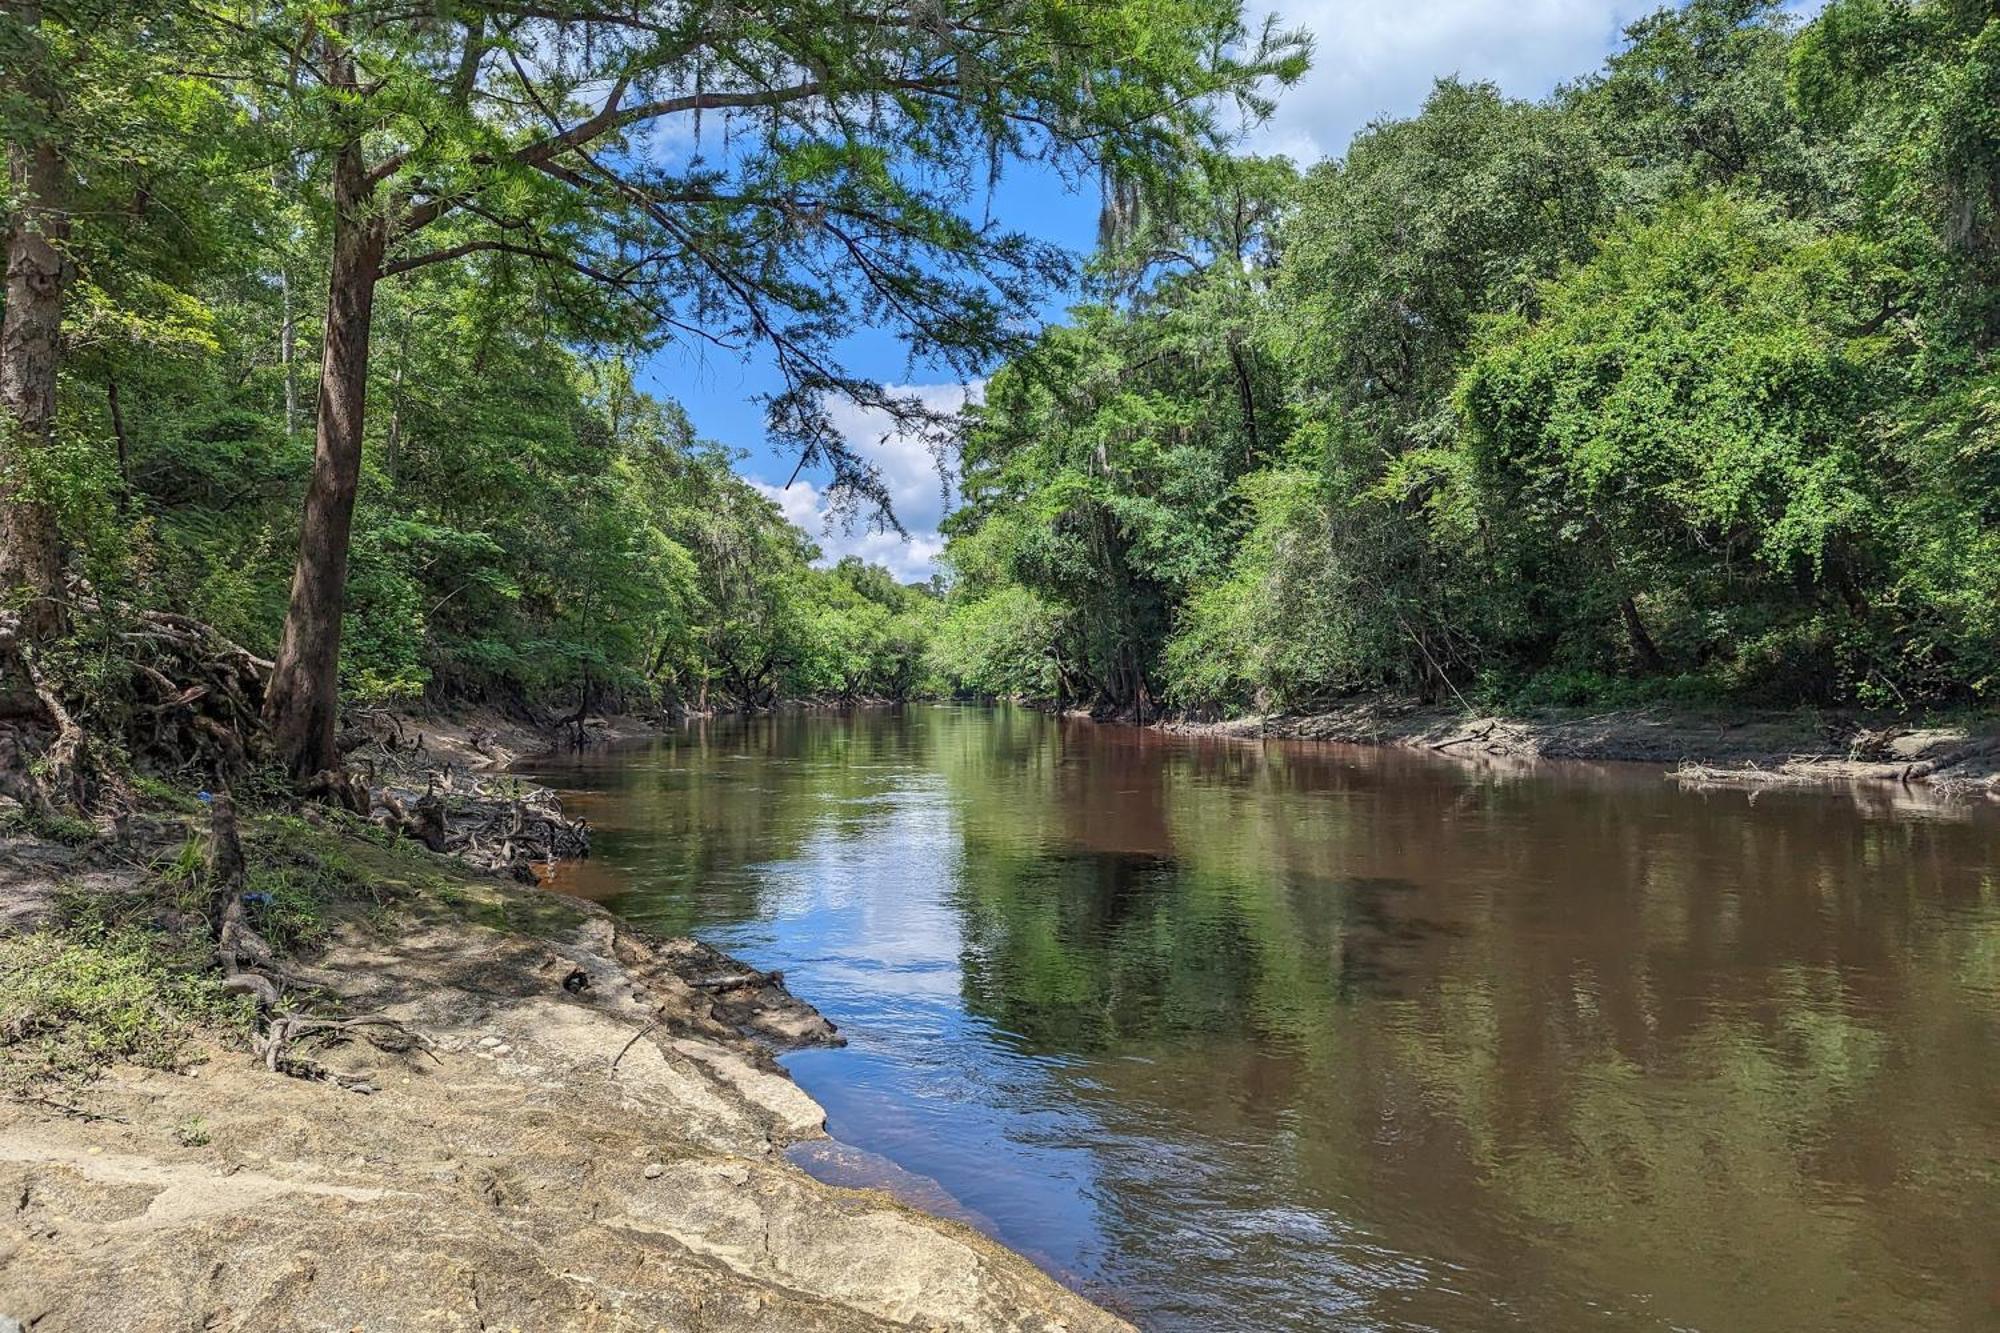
(0, 882, 1131, 1333)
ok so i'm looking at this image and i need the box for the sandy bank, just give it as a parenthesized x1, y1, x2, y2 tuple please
(1141, 698, 2000, 796)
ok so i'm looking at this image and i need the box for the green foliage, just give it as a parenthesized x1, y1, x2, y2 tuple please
(1792, 0, 2000, 351)
(11, 0, 1999, 726)
(206, 0, 1304, 518)
(1578, 0, 1832, 209)
(1163, 467, 1382, 708)
(935, 157, 1295, 708)
(11, 0, 1302, 728)
(50, 233, 936, 710)
(931, 584, 1063, 699)
(0, 925, 254, 1089)
(939, 0, 2000, 715)
(1458, 195, 1892, 692)
(0, 805, 97, 847)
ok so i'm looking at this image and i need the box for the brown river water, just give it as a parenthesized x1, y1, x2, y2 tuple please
(522, 703, 2000, 1332)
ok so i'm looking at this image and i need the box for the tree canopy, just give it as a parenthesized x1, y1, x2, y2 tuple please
(932, 0, 2000, 714)
(0, 0, 1302, 790)
(5, 0, 1999, 810)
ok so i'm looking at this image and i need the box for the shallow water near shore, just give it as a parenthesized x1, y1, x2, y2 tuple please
(522, 703, 2000, 1332)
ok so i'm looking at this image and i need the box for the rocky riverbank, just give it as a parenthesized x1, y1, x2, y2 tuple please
(0, 746, 1131, 1331)
(1143, 698, 2000, 797)
(392, 697, 2000, 799)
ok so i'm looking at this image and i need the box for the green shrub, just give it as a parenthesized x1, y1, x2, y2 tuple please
(0, 926, 254, 1088)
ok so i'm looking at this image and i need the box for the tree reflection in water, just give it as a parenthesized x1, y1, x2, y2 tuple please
(527, 705, 2000, 1332)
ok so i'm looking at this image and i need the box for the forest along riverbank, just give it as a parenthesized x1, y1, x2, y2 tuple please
(0, 719, 1131, 1333)
(1139, 699, 2000, 796)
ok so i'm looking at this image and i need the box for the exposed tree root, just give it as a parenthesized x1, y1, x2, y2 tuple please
(202, 789, 436, 1092)
(112, 605, 272, 782)
(0, 602, 266, 816)
(0, 611, 128, 815)
(256, 1011, 437, 1092)
(0, 601, 602, 880)
(205, 790, 285, 1008)
(360, 730, 590, 878)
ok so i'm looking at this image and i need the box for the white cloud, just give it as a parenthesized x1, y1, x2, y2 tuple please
(750, 381, 982, 583)
(1247, 0, 1657, 160)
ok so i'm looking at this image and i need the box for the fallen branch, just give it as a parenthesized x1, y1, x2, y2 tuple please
(611, 1016, 664, 1069)
(1670, 760, 1823, 789)
(5, 1091, 129, 1124)
(1429, 722, 1496, 751)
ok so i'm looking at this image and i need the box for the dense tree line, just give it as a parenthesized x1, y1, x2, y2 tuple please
(934, 0, 2000, 715)
(0, 0, 1301, 796)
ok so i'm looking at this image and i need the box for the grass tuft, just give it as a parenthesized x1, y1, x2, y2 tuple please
(0, 925, 256, 1090)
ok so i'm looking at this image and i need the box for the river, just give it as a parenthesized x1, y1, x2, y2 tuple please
(521, 703, 2000, 1332)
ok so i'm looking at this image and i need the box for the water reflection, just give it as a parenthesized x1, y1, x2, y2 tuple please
(525, 705, 2000, 1332)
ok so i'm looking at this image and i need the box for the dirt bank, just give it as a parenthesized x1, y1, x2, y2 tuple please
(0, 812, 1129, 1332)
(391, 697, 2000, 798)
(1147, 698, 2000, 796)
(346, 705, 664, 772)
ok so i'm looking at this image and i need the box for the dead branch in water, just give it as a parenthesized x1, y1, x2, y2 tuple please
(1671, 760, 1829, 789)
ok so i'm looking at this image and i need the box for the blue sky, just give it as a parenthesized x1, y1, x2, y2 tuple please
(637, 0, 1671, 580)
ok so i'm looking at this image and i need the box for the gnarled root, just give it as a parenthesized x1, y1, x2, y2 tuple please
(257, 1012, 437, 1093)
(369, 765, 589, 880)
(300, 766, 367, 814)
(0, 612, 128, 817)
(0, 604, 272, 818)
(205, 790, 285, 1008)
(204, 790, 435, 1089)
(109, 605, 271, 784)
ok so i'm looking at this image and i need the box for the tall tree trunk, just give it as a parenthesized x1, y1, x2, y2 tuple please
(383, 354, 405, 483)
(0, 0, 69, 644)
(106, 374, 131, 511)
(1620, 594, 1666, 674)
(279, 266, 298, 441)
(262, 131, 383, 780)
(1227, 335, 1261, 468)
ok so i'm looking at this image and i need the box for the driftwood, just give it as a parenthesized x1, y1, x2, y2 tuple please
(360, 723, 589, 879)
(1429, 721, 1497, 751)
(1671, 760, 1825, 789)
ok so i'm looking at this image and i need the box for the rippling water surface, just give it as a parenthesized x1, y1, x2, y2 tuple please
(522, 704, 2000, 1331)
